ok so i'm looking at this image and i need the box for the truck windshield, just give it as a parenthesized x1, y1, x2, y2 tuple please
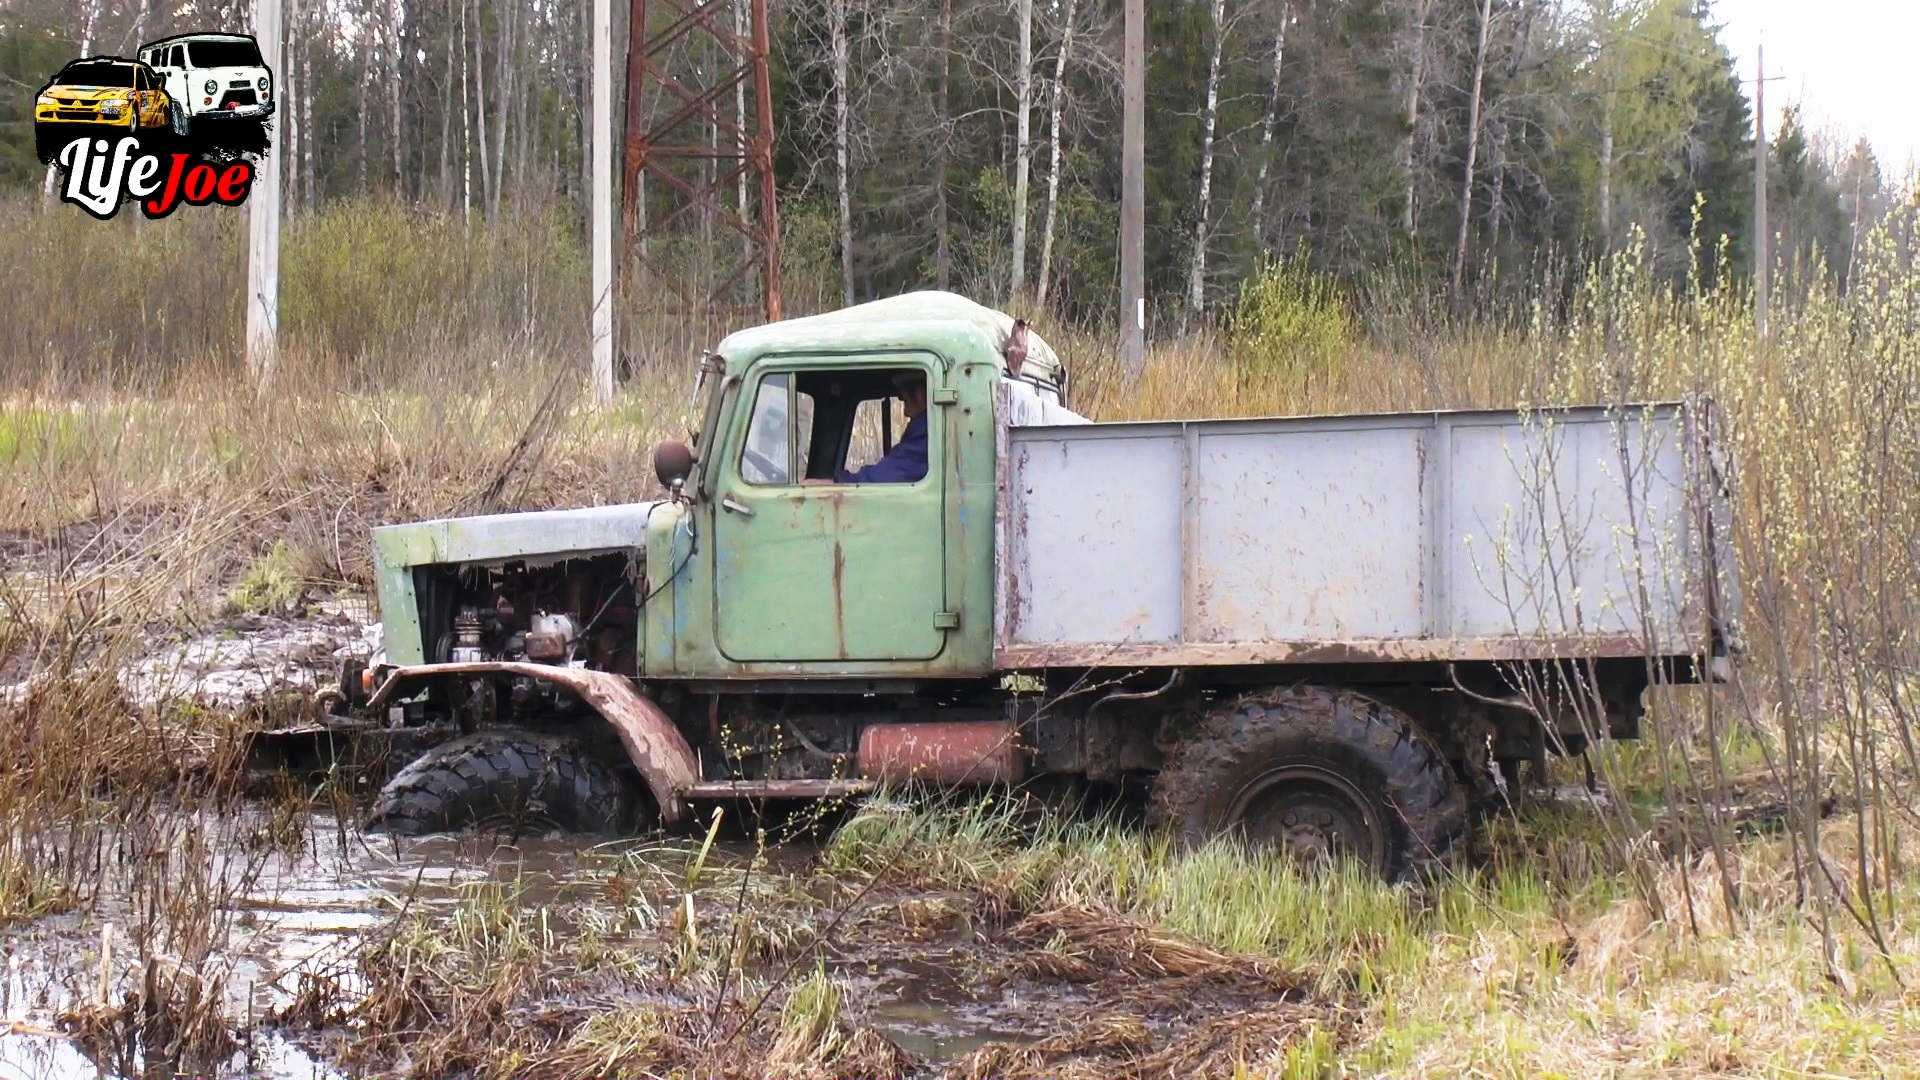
(56, 62, 135, 87)
(189, 40, 263, 67)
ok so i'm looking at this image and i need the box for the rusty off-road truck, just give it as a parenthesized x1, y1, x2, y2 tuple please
(324, 292, 1739, 879)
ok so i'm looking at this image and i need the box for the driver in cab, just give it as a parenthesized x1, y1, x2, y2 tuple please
(805, 372, 928, 485)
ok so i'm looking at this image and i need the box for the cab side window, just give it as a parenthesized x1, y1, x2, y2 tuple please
(738, 373, 815, 486)
(847, 396, 905, 469)
(735, 362, 936, 487)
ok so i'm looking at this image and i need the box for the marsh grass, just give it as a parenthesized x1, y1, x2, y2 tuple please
(827, 790, 1920, 1077)
(334, 834, 918, 1080)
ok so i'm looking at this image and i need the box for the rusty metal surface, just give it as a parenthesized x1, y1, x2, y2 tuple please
(996, 403, 1724, 669)
(994, 634, 1654, 670)
(366, 662, 699, 824)
(858, 721, 1023, 786)
(683, 778, 874, 799)
(623, 0, 781, 322)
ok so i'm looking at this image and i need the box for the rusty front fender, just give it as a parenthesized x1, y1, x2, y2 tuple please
(367, 662, 699, 825)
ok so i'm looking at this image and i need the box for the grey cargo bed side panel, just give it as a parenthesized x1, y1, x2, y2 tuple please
(995, 404, 1715, 667)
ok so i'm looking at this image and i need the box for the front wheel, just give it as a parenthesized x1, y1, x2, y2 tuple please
(170, 102, 191, 137)
(1149, 687, 1466, 881)
(367, 729, 647, 837)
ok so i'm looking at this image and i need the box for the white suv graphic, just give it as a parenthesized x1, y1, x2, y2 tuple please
(137, 33, 272, 135)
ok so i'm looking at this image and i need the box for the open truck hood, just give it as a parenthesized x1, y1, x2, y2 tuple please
(370, 502, 659, 665)
(372, 502, 659, 571)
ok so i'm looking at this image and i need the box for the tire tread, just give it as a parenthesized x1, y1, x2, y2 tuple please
(1148, 686, 1467, 880)
(367, 729, 643, 836)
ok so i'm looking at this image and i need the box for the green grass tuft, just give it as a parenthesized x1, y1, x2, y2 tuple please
(228, 539, 304, 614)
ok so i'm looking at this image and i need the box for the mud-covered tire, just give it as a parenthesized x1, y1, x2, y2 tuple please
(1149, 687, 1466, 881)
(367, 730, 646, 836)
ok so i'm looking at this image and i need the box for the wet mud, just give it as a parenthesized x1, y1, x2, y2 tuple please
(0, 810, 1333, 1079)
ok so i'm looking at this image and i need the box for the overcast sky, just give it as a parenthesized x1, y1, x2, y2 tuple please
(1712, 0, 1917, 173)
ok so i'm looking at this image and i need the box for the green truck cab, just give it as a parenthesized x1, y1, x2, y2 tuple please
(642, 292, 1061, 679)
(339, 292, 1738, 879)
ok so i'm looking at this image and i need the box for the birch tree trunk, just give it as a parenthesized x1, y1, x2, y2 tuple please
(1009, 0, 1033, 302)
(489, 0, 516, 218)
(462, 0, 474, 221)
(390, 0, 406, 197)
(282, 4, 298, 209)
(355, 29, 373, 187)
(1186, 0, 1229, 313)
(1598, 98, 1613, 253)
(125, 0, 153, 53)
(736, 0, 751, 268)
(1035, 0, 1079, 311)
(301, 14, 314, 204)
(1398, 0, 1430, 236)
(1248, 4, 1289, 256)
(1486, 115, 1508, 252)
(934, 0, 953, 290)
(1449, 0, 1493, 299)
(441, 8, 455, 208)
(831, 0, 855, 305)
(474, 0, 493, 217)
(1596, 5, 1614, 254)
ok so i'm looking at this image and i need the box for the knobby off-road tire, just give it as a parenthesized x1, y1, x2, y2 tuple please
(1149, 687, 1467, 881)
(367, 730, 645, 836)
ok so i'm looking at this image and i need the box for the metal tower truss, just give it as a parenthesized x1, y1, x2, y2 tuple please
(622, 0, 783, 326)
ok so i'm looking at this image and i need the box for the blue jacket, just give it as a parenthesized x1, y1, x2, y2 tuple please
(838, 412, 928, 483)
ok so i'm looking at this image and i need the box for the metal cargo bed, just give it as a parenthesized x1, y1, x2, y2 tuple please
(993, 401, 1736, 670)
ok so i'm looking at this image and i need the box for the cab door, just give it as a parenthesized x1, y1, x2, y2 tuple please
(710, 355, 950, 664)
(164, 46, 190, 109)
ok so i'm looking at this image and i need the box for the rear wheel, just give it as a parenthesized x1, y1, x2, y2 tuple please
(367, 729, 647, 837)
(1149, 687, 1466, 880)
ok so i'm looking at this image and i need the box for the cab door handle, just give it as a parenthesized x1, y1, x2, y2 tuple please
(721, 496, 754, 517)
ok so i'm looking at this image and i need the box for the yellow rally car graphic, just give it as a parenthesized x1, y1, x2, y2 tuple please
(34, 57, 171, 160)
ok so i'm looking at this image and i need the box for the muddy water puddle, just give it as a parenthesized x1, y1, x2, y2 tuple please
(0, 816, 1066, 1078)
(850, 958, 1082, 1061)
(0, 817, 634, 1079)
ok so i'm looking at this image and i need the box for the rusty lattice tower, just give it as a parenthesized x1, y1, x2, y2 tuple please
(622, 0, 783, 332)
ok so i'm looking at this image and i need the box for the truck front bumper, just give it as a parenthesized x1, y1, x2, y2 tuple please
(198, 101, 275, 122)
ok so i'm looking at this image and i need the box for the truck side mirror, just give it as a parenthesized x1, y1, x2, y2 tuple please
(653, 439, 695, 493)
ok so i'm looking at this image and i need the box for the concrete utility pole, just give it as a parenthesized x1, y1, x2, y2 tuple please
(591, 0, 615, 406)
(1119, 0, 1145, 375)
(246, 0, 282, 385)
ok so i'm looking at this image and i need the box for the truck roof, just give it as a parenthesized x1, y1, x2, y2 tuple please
(715, 291, 1065, 387)
(139, 32, 257, 49)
